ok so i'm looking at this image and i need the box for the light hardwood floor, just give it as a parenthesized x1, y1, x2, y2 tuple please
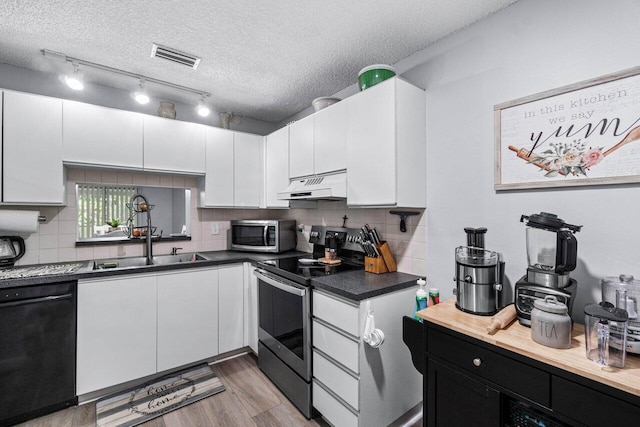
(17, 354, 329, 427)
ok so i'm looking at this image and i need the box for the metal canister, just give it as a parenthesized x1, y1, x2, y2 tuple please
(530, 295, 572, 349)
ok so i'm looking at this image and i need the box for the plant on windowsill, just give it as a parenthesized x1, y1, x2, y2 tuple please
(105, 218, 122, 233)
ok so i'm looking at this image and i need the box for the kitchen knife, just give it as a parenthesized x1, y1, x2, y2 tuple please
(371, 243, 381, 257)
(369, 231, 377, 245)
(371, 228, 381, 245)
(359, 242, 369, 256)
(361, 227, 370, 242)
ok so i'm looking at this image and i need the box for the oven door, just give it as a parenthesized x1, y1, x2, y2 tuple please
(254, 268, 311, 381)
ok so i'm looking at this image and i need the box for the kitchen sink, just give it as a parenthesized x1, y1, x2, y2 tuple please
(151, 253, 208, 265)
(92, 253, 208, 270)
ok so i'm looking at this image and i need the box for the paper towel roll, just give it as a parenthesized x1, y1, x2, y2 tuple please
(0, 210, 40, 234)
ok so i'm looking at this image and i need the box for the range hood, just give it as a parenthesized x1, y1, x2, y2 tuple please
(277, 172, 347, 201)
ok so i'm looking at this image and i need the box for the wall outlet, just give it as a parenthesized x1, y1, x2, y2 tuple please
(210, 222, 219, 235)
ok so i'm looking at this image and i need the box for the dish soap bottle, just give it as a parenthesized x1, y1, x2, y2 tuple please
(413, 278, 428, 321)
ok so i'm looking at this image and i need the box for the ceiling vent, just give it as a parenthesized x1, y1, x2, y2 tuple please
(151, 43, 201, 70)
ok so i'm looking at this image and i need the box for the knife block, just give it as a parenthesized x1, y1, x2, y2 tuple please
(364, 241, 397, 274)
(365, 256, 388, 274)
(377, 241, 397, 272)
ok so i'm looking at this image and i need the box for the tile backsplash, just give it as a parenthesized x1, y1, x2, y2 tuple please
(4, 168, 426, 276)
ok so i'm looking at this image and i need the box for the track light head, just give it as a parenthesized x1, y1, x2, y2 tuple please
(197, 95, 210, 117)
(65, 62, 84, 90)
(134, 79, 150, 105)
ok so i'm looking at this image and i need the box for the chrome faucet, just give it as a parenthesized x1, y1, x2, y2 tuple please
(130, 193, 153, 265)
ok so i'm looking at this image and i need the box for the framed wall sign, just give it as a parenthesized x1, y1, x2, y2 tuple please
(495, 66, 640, 190)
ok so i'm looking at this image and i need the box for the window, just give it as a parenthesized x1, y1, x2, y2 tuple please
(75, 183, 191, 242)
(76, 184, 137, 239)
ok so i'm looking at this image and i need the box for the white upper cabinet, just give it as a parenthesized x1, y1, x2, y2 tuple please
(289, 117, 315, 178)
(346, 78, 426, 208)
(202, 126, 235, 207)
(314, 101, 347, 174)
(199, 127, 263, 208)
(143, 116, 206, 174)
(264, 126, 290, 208)
(62, 100, 144, 169)
(289, 101, 347, 179)
(2, 91, 65, 204)
(234, 132, 263, 208)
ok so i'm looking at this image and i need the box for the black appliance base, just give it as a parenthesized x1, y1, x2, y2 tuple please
(1, 397, 77, 427)
(258, 341, 312, 419)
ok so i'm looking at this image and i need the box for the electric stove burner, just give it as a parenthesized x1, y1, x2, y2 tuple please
(0, 263, 84, 280)
(259, 255, 362, 285)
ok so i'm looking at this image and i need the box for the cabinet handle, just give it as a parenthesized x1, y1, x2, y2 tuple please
(472, 358, 482, 367)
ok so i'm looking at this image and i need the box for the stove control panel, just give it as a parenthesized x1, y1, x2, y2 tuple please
(309, 226, 364, 253)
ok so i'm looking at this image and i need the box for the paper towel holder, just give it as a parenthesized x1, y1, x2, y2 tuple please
(38, 215, 46, 222)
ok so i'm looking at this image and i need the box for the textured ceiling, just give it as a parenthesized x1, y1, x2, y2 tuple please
(0, 0, 518, 123)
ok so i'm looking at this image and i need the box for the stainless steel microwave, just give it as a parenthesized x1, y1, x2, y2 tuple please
(229, 220, 297, 253)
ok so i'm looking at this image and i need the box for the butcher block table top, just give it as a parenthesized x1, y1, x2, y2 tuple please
(417, 298, 640, 398)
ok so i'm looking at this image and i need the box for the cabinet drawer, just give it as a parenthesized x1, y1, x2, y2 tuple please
(313, 291, 360, 337)
(313, 380, 358, 427)
(427, 327, 550, 406)
(313, 320, 359, 373)
(552, 376, 640, 426)
(313, 350, 359, 410)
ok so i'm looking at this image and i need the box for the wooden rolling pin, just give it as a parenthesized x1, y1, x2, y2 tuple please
(486, 304, 517, 334)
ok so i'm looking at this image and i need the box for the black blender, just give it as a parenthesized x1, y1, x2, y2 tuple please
(514, 212, 582, 326)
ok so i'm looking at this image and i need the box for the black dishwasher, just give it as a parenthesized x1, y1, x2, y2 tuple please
(0, 280, 77, 426)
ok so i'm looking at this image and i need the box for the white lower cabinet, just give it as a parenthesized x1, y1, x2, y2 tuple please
(243, 263, 259, 354)
(77, 264, 247, 396)
(311, 288, 422, 427)
(77, 274, 158, 395)
(218, 265, 245, 353)
(313, 381, 359, 427)
(157, 269, 219, 372)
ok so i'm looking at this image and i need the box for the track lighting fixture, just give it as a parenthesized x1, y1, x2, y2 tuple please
(42, 49, 212, 115)
(64, 62, 84, 91)
(196, 95, 210, 117)
(134, 79, 150, 105)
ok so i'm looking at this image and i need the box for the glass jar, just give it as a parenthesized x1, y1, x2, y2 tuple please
(157, 101, 176, 119)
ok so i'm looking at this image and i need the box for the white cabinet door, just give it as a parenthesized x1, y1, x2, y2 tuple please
(218, 265, 245, 353)
(289, 117, 314, 178)
(265, 126, 289, 208)
(3, 91, 65, 204)
(203, 127, 234, 207)
(234, 132, 262, 207)
(157, 268, 219, 372)
(243, 263, 259, 354)
(346, 79, 397, 206)
(62, 100, 144, 169)
(77, 275, 157, 395)
(143, 116, 206, 174)
(314, 101, 347, 174)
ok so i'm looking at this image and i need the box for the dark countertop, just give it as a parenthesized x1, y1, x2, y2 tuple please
(0, 250, 309, 289)
(0, 250, 422, 301)
(311, 270, 422, 301)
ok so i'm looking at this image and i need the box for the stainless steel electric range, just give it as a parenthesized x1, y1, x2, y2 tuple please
(253, 225, 365, 419)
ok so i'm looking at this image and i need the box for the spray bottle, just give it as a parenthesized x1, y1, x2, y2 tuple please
(413, 278, 428, 321)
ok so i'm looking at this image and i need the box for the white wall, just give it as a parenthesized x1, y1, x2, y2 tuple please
(397, 0, 640, 319)
(7, 170, 425, 276)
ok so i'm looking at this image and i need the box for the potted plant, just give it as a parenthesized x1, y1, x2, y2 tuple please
(105, 218, 122, 232)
